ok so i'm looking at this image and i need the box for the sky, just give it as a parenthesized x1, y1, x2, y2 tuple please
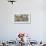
(0, 0, 46, 42)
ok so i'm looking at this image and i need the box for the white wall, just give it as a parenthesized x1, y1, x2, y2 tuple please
(0, 0, 46, 41)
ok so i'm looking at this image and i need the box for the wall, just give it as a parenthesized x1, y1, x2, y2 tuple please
(0, 0, 46, 41)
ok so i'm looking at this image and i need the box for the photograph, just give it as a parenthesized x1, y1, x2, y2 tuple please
(14, 13, 31, 24)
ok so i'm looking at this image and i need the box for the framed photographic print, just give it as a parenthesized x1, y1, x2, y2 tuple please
(11, 13, 31, 24)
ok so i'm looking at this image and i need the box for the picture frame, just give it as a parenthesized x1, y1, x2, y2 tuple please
(11, 12, 31, 24)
